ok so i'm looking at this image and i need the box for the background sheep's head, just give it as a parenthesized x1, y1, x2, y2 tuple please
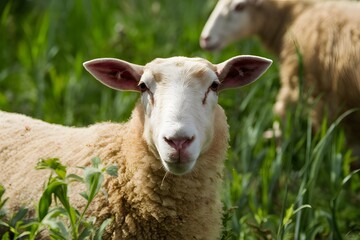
(84, 56, 271, 175)
(200, 0, 263, 51)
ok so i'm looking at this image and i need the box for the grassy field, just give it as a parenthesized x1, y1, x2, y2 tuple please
(0, 0, 359, 239)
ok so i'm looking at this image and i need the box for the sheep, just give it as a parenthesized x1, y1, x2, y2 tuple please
(200, 0, 360, 157)
(0, 55, 272, 239)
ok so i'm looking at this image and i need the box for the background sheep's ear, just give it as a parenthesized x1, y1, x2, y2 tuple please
(216, 55, 272, 91)
(83, 58, 144, 92)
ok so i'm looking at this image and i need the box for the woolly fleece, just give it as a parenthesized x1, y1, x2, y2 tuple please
(0, 102, 229, 239)
(271, 0, 360, 153)
(226, 0, 360, 154)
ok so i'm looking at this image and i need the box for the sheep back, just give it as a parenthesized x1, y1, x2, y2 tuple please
(0, 110, 127, 212)
(276, 1, 360, 143)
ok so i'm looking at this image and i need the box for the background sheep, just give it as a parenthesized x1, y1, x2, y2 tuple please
(0, 55, 272, 239)
(200, 0, 360, 156)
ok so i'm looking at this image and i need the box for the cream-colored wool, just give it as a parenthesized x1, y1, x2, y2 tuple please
(201, 0, 360, 154)
(0, 103, 228, 239)
(0, 56, 272, 239)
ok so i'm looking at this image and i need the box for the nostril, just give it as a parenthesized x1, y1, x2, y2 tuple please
(164, 136, 195, 151)
(201, 36, 211, 44)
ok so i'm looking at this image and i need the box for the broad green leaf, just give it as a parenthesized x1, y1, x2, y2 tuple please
(66, 174, 84, 183)
(106, 165, 118, 177)
(78, 226, 92, 240)
(38, 179, 66, 220)
(0, 219, 10, 228)
(36, 158, 67, 179)
(94, 218, 112, 240)
(282, 204, 294, 226)
(9, 207, 28, 227)
(1, 232, 10, 240)
(38, 193, 52, 221)
(84, 168, 103, 202)
(0, 185, 5, 197)
(80, 192, 89, 201)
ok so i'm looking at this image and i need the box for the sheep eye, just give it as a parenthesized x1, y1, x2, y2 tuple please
(138, 82, 148, 92)
(210, 81, 220, 91)
(234, 3, 245, 12)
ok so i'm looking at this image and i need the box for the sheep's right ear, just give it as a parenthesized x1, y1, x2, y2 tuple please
(216, 55, 272, 91)
(83, 58, 144, 92)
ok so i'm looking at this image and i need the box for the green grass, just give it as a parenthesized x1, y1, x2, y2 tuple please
(0, 0, 359, 239)
(0, 157, 115, 239)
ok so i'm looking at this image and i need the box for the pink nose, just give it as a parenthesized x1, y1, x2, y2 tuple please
(200, 36, 211, 47)
(164, 136, 194, 151)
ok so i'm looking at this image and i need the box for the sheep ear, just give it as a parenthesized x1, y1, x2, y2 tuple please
(216, 55, 272, 91)
(83, 58, 144, 92)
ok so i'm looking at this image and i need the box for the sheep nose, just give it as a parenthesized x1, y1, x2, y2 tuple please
(202, 36, 211, 42)
(164, 136, 195, 151)
(200, 36, 211, 46)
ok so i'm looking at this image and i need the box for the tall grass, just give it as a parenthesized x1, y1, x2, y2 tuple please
(0, 0, 359, 239)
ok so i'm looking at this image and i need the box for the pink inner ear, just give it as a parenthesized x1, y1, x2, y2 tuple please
(226, 61, 260, 85)
(218, 56, 272, 91)
(96, 68, 138, 90)
(84, 58, 143, 92)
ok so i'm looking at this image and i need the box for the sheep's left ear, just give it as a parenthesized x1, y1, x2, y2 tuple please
(83, 58, 144, 92)
(216, 55, 272, 91)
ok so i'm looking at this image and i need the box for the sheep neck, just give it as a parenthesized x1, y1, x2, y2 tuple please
(101, 101, 230, 238)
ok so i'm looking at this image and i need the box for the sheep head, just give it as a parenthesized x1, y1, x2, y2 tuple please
(83, 56, 271, 175)
(200, 0, 263, 51)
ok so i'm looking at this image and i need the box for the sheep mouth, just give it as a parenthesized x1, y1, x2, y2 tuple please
(163, 159, 196, 176)
(202, 44, 221, 51)
(200, 41, 222, 51)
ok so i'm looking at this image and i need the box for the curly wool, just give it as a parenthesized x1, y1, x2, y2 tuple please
(0, 102, 229, 239)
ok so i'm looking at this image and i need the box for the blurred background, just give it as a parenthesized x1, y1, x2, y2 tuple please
(0, 0, 359, 239)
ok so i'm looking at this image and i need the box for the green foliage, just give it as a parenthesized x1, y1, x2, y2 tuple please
(0, 186, 7, 219)
(0, 0, 359, 239)
(0, 158, 116, 239)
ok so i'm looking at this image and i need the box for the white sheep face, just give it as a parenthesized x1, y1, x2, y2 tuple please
(84, 56, 272, 175)
(200, 0, 260, 51)
(140, 58, 220, 175)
